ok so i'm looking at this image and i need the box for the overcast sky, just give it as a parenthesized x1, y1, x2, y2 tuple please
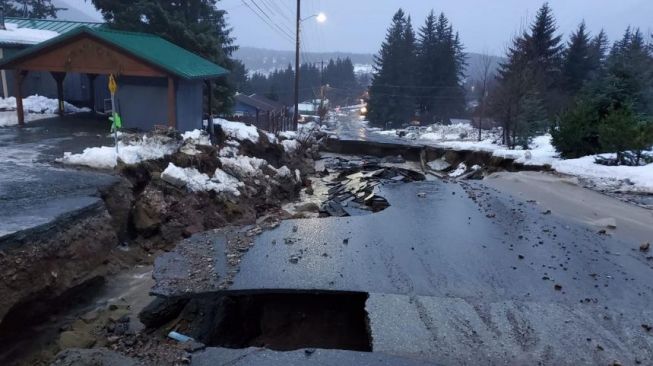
(220, 0, 652, 55)
(61, 0, 652, 56)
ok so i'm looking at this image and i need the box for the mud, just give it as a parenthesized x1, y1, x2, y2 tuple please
(0, 126, 318, 366)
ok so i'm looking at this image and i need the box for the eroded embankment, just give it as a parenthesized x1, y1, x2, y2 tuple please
(0, 125, 320, 366)
(324, 138, 552, 174)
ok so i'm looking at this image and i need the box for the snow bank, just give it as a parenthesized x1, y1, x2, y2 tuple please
(0, 95, 90, 115)
(437, 134, 653, 193)
(213, 118, 260, 143)
(59, 136, 178, 169)
(161, 163, 241, 196)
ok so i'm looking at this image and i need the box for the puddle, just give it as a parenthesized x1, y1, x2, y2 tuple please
(203, 291, 372, 352)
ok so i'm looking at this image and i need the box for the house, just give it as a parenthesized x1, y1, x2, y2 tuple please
(0, 26, 229, 132)
(0, 17, 105, 101)
(233, 93, 288, 131)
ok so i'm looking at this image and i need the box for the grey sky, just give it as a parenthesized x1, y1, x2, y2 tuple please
(221, 0, 652, 55)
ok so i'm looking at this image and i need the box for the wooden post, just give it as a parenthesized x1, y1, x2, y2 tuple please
(14, 70, 26, 126)
(87, 74, 97, 113)
(167, 76, 176, 128)
(51, 72, 66, 117)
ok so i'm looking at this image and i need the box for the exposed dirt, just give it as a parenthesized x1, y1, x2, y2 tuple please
(0, 127, 320, 366)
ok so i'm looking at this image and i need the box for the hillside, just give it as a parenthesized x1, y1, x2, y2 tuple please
(234, 46, 502, 80)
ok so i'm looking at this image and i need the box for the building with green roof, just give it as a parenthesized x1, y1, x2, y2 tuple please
(0, 23, 229, 131)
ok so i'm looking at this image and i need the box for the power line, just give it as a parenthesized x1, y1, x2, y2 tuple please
(249, 0, 295, 36)
(240, 0, 294, 43)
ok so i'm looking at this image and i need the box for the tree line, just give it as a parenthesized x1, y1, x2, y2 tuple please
(236, 57, 363, 107)
(486, 3, 653, 163)
(367, 9, 466, 129)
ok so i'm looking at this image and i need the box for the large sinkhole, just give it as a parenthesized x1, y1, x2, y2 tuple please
(204, 291, 372, 352)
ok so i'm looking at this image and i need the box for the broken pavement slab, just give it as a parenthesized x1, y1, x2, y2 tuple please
(152, 180, 653, 365)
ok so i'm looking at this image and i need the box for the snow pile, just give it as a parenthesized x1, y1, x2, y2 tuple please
(213, 118, 260, 143)
(181, 129, 211, 146)
(278, 131, 297, 140)
(282, 139, 301, 152)
(161, 163, 241, 196)
(59, 135, 178, 169)
(0, 23, 58, 45)
(220, 155, 268, 178)
(0, 95, 90, 115)
(449, 163, 467, 177)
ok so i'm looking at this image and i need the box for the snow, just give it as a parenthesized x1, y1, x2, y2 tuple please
(181, 129, 211, 146)
(278, 131, 297, 140)
(281, 139, 301, 152)
(0, 111, 56, 127)
(220, 155, 268, 178)
(449, 163, 467, 177)
(0, 95, 91, 127)
(58, 132, 213, 169)
(213, 118, 260, 143)
(372, 123, 653, 193)
(161, 163, 241, 196)
(0, 23, 58, 45)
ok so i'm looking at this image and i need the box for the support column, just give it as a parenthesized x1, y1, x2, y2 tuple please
(87, 74, 97, 113)
(205, 80, 213, 135)
(14, 69, 26, 127)
(51, 72, 66, 117)
(167, 76, 176, 129)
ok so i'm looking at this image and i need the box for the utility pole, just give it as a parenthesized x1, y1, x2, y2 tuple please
(293, 0, 301, 130)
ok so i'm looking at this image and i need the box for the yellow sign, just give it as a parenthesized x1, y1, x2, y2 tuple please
(108, 74, 117, 94)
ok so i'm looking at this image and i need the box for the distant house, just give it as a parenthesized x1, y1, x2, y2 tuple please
(233, 93, 288, 131)
(0, 17, 105, 101)
(0, 25, 229, 132)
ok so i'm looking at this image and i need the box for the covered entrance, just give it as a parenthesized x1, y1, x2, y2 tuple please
(0, 26, 228, 131)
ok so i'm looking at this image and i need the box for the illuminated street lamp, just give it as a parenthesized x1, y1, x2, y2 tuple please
(293, 2, 327, 130)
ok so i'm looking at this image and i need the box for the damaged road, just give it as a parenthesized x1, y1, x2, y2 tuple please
(152, 166, 653, 365)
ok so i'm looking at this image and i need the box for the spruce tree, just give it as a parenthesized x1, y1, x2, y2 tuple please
(368, 9, 416, 128)
(415, 11, 465, 124)
(490, 3, 563, 148)
(562, 21, 593, 94)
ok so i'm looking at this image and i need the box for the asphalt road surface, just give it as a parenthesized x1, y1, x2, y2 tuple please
(155, 177, 653, 365)
(0, 116, 117, 241)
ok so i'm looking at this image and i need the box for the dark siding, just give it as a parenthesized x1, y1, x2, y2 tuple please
(176, 79, 203, 132)
(115, 76, 168, 131)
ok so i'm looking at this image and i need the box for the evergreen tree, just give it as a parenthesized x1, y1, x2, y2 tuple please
(588, 29, 609, 76)
(4, 0, 61, 18)
(367, 9, 416, 128)
(606, 27, 653, 115)
(561, 21, 593, 94)
(490, 2, 563, 148)
(92, 0, 237, 113)
(415, 11, 466, 123)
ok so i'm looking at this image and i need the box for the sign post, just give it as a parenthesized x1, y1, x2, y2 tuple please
(108, 74, 121, 155)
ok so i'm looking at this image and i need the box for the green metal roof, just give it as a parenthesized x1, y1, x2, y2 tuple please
(0, 26, 229, 80)
(5, 17, 105, 33)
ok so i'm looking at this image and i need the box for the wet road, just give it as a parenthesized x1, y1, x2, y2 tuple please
(155, 177, 653, 365)
(332, 109, 418, 145)
(0, 116, 117, 241)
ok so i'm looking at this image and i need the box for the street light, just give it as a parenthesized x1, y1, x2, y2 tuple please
(293, 1, 326, 130)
